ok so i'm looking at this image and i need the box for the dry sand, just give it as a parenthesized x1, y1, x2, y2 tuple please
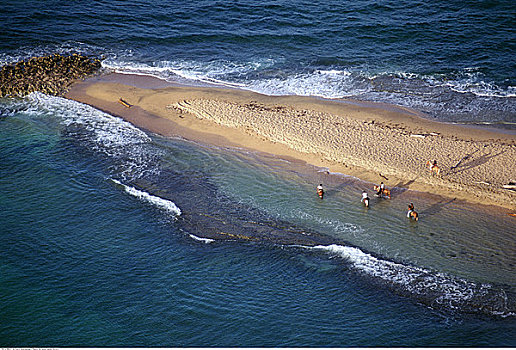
(65, 73, 516, 211)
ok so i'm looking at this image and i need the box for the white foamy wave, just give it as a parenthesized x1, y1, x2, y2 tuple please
(25, 92, 159, 181)
(102, 58, 268, 88)
(189, 234, 215, 243)
(102, 57, 515, 101)
(313, 244, 513, 316)
(452, 121, 516, 126)
(246, 67, 515, 101)
(366, 69, 516, 99)
(246, 69, 367, 98)
(112, 179, 181, 216)
(447, 84, 516, 98)
(440, 69, 516, 98)
(102, 60, 175, 80)
(315, 244, 428, 283)
(27, 92, 150, 149)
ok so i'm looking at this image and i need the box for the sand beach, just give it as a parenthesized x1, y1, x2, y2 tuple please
(65, 73, 516, 211)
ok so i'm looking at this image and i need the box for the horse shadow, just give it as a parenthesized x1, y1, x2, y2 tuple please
(419, 198, 457, 216)
(390, 178, 417, 198)
(448, 151, 504, 175)
(320, 178, 359, 198)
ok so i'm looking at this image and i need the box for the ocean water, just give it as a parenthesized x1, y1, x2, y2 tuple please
(1, 92, 515, 347)
(1, 0, 516, 347)
(1, 0, 515, 127)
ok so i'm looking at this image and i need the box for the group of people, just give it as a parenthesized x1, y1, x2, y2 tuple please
(316, 182, 419, 221)
(314, 159, 441, 220)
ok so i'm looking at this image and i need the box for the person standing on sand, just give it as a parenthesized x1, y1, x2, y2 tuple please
(427, 160, 440, 176)
(432, 160, 440, 175)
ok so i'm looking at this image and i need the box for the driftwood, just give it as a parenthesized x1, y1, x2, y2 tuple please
(118, 98, 132, 108)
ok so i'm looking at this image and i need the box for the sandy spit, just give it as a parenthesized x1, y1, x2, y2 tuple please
(65, 73, 516, 211)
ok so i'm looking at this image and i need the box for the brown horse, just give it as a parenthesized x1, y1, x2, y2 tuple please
(426, 160, 440, 176)
(373, 185, 391, 199)
(408, 210, 419, 221)
(407, 203, 419, 221)
(316, 185, 324, 199)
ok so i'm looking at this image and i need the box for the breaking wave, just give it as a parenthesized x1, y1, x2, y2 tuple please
(26, 92, 150, 149)
(100, 58, 515, 128)
(24, 92, 161, 181)
(312, 244, 515, 318)
(102, 58, 515, 99)
(111, 179, 181, 217)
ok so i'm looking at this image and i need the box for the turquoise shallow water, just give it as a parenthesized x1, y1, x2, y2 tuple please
(0, 94, 515, 346)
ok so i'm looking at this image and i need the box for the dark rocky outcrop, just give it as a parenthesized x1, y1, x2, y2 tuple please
(0, 53, 103, 97)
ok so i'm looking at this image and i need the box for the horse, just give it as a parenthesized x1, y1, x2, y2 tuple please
(408, 210, 419, 221)
(373, 185, 391, 199)
(361, 190, 370, 207)
(426, 160, 440, 176)
(316, 184, 324, 199)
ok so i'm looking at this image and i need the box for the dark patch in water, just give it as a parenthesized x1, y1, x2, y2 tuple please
(125, 165, 515, 319)
(56, 114, 516, 319)
(134, 169, 346, 247)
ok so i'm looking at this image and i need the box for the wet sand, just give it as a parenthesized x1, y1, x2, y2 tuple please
(65, 73, 516, 211)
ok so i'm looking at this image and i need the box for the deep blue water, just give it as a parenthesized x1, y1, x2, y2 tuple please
(0, 92, 515, 347)
(1, 0, 516, 346)
(1, 0, 515, 127)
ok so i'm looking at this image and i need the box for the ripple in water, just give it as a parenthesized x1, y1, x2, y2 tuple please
(11, 93, 515, 319)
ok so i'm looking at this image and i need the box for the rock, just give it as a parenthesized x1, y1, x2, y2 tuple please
(0, 53, 103, 97)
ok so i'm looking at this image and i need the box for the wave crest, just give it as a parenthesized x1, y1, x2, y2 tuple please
(313, 244, 515, 317)
(112, 179, 181, 216)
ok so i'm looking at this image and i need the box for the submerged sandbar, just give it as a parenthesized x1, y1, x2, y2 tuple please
(65, 73, 516, 211)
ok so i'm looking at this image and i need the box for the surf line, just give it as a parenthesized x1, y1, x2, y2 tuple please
(111, 178, 182, 216)
(288, 243, 514, 317)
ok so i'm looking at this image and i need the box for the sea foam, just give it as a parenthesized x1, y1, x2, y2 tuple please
(102, 57, 516, 100)
(112, 179, 181, 216)
(27, 92, 150, 149)
(26, 92, 160, 181)
(189, 234, 215, 243)
(312, 244, 514, 317)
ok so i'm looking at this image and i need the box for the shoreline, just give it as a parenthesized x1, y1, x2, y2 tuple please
(65, 73, 516, 211)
